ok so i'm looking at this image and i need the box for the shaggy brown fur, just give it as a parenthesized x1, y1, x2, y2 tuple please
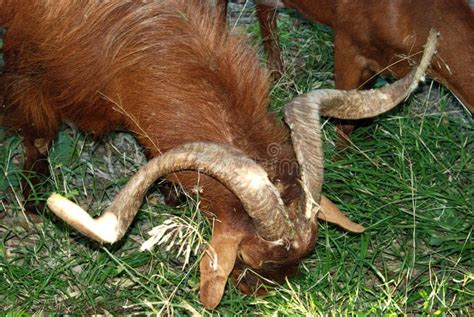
(0, 0, 300, 202)
(1, 0, 438, 308)
(0, 0, 307, 308)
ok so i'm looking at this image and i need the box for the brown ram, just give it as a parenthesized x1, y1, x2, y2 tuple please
(0, 0, 436, 309)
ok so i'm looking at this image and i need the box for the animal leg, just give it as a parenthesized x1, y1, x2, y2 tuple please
(256, 3, 284, 79)
(215, 0, 228, 27)
(21, 135, 54, 212)
(333, 32, 372, 143)
(4, 83, 60, 212)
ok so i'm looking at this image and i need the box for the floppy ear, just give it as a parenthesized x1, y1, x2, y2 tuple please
(199, 223, 244, 310)
(317, 195, 365, 233)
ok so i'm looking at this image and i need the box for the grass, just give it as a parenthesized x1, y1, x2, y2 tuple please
(1, 5, 473, 316)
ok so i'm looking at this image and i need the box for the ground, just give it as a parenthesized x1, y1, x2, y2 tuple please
(0, 2, 472, 315)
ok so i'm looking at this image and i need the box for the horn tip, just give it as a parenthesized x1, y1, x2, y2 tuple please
(350, 224, 366, 233)
(47, 193, 120, 244)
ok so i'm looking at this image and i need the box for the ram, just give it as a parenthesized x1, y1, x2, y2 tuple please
(0, 0, 435, 309)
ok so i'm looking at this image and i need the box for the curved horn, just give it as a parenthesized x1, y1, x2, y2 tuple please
(320, 29, 439, 119)
(284, 29, 438, 220)
(47, 142, 295, 243)
(284, 97, 324, 220)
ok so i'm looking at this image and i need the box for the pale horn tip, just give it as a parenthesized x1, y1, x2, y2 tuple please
(47, 193, 120, 244)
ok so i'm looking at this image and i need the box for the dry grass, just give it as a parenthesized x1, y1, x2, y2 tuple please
(1, 3, 472, 315)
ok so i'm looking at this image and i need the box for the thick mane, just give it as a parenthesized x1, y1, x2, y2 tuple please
(0, 0, 298, 206)
(1, 0, 288, 154)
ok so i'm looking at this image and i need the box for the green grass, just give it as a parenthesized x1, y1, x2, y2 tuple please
(1, 7, 473, 316)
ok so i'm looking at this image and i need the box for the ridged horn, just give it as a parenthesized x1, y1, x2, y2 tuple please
(284, 97, 324, 221)
(47, 142, 295, 243)
(284, 29, 438, 220)
(320, 29, 439, 119)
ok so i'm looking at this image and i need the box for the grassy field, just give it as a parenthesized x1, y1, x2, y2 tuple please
(1, 6, 473, 316)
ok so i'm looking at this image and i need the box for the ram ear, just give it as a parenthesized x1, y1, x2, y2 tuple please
(199, 224, 244, 310)
(317, 195, 365, 233)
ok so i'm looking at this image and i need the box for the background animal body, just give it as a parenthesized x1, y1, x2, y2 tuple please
(0, 0, 472, 315)
(252, 0, 474, 116)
